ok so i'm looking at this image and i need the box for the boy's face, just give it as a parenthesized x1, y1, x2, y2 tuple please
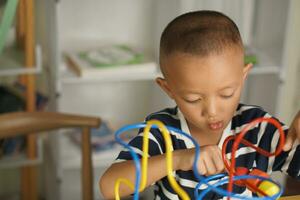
(157, 48, 252, 136)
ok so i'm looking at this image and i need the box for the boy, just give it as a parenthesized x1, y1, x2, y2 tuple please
(100, 10, 300, 199)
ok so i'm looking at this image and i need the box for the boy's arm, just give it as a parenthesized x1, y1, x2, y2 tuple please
(272, 111, 300, 179)
(99, 149, 187, 199)
(99, 145, 225, 199)
(99, 126, 171, 199)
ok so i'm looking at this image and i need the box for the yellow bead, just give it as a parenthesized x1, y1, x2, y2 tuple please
(257, 180, 280, 198)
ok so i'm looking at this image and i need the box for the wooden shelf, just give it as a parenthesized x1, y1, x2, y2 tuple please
(58, 61, 160, 83)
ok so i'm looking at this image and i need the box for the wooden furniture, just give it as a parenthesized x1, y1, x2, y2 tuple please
(280, 195, 300, 200)
(14, 0, 38, 199)
(284, 176, 300, 197)
(0, 111, 101, 200)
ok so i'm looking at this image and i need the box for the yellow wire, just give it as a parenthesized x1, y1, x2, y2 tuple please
(149, 120, 190, 200)
(114, 120, 190, 200)
(114, 178, 134, 200)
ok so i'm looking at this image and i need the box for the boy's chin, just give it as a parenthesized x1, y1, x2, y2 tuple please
(208, 129, 224, 135)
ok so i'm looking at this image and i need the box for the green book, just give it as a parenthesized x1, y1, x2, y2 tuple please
(65, 44, 157, 77)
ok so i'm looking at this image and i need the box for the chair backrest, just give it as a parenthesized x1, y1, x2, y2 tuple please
(0, 111, 101, 200)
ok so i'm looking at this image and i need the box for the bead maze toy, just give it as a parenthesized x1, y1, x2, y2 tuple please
(113, 118, 286, 200)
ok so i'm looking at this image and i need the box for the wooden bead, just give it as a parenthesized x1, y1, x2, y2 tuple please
(257, 180, 280, 197)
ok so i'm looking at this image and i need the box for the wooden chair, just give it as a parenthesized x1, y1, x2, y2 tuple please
(0, 111, 101, 200)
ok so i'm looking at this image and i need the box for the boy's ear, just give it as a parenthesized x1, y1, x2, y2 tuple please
(242, 63, 253, 81)
(155, 77, 175, 99)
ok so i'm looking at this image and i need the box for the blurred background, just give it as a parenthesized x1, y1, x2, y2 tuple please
(0, 0, 299, 199)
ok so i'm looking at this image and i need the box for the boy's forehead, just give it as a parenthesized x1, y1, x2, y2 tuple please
(160, 48, 244, 72)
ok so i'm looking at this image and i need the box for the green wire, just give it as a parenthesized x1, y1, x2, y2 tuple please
(0, 0, 19, 56)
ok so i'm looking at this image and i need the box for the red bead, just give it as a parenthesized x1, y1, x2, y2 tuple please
(247, 169, 269, 187)
(234, 167, 249, 186)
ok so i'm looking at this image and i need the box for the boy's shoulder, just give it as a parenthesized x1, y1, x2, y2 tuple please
(145, 106, 181, 128)
(233, 103, 271, 125)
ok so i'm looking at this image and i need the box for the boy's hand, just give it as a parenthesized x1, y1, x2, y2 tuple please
(283, 111, 300, 151)
(197, 145, 225, 175)
(178, 145, 225, 176)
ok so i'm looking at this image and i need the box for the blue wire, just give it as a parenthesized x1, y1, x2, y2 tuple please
(114, 123, 283, 200)
(197, 175, 283, 200)
(194, 173, 227, 198)
(115, 123, 145, 200)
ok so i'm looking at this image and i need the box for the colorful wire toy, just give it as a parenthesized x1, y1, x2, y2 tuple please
(114, 120, 201, 200)
(113, 118, 285, 200)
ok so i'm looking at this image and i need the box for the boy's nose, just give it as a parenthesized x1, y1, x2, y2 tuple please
(205, 99, 218, 120)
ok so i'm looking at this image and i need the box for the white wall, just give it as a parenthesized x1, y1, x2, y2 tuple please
(277, 0, 300, 124)
(57, 0, 156, 57)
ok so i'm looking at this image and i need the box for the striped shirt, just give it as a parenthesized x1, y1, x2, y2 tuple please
(116, 104, 300, 200)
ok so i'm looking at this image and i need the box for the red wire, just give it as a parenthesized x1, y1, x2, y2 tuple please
(221, 117, 286, 199)
(222, 136, 268, 196)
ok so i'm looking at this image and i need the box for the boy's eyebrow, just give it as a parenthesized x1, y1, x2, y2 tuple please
(218, 84, 238, 91)
(179, 90, 204, 95)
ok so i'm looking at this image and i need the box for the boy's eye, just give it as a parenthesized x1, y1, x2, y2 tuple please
(220, 93, 234, 98)
(184, 99, 201, 103)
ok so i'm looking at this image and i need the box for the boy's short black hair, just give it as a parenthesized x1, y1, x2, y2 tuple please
(160, 10, 243, 62)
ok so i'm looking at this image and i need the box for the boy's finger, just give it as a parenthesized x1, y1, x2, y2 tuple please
(283, 128, 296, 151)
(204, 157, 216, 175)
(215, 149, 225, 172)
(198, 161, 207, 175)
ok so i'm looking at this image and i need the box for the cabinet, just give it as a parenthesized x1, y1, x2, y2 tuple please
(43, 0, 296, 199)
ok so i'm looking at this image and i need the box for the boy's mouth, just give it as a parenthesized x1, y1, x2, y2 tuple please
(208, 121, 224, 131)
